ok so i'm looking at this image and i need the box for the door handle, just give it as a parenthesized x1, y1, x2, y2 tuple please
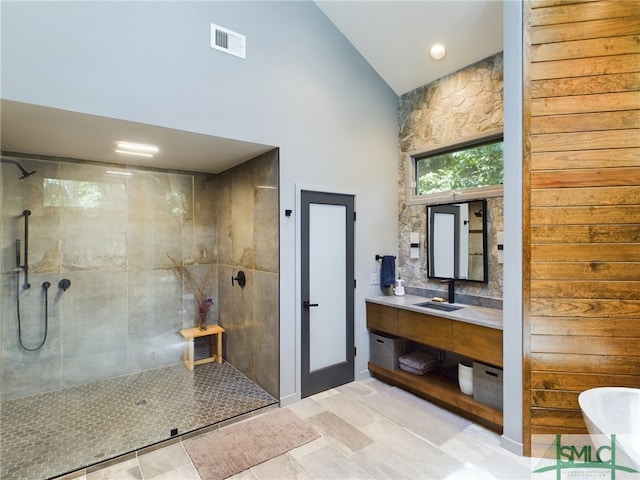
(303, 301, 319, 309)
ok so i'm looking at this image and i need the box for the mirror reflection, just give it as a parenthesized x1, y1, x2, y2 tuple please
(427, 199, 487, 282)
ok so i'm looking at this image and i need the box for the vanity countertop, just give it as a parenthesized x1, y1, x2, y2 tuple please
(366, 294, 503, 330)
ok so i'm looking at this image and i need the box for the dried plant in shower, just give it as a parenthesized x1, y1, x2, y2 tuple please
(167, 254, 215, 330)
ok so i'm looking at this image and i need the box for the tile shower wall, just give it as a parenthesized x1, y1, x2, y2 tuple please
(216, 150, 279, 399)
(1, 151, 279, 401)
(0, 157, 208, 399)
(397, 53, 504, 300)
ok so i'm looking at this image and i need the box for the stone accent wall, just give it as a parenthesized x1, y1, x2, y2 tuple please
(398, 53, 504, 301)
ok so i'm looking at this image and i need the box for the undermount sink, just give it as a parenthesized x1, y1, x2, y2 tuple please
(414, 301, 465, 312)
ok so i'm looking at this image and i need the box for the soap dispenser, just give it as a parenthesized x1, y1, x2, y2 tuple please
(393, 279, 405, 296)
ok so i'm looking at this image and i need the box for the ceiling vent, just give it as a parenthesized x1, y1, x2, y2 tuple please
(210, 23, 246, 59)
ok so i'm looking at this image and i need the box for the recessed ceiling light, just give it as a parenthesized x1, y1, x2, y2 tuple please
(114, 141, 159, 157)
(429, 44, 447, 60)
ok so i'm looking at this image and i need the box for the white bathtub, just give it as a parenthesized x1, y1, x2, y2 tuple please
(578, 387, 640, 467)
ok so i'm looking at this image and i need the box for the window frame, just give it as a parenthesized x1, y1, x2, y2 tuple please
(405, 128, 504, 206)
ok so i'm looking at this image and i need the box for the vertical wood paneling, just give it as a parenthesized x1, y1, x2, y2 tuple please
(523, 0, 640, 455)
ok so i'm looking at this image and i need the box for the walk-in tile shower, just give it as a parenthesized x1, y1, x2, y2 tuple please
(0, 151, 280, 478)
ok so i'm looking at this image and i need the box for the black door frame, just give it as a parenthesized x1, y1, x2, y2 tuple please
(300, 190, 355, 398)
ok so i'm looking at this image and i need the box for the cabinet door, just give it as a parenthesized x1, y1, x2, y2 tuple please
(398, 310, 453, 350)
(366, 302, 399, 335)
(453, 322, 503, 367)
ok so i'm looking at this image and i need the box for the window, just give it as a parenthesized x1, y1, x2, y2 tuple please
(406, 129, 504, 205)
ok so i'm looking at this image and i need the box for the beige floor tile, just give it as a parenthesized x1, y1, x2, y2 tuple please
(138, 443, 192, 479)
(226, 469, 258, 480)
(296, 444, 372, 479)
(286, 396, 325, 420)
(349, 442, 427, 479)
(424, 460, 498, 480)
(150, 463, 202, 480)
(314, 389, 382, 429)
(65, 475, 88, 480)
(443, 423, 533, 474)
(306, 410, 374, 455)
(335, 379, 377, 398)
(288, 436, 331, 461)
(86, 458, 141, 480)
(361, 418, 446, 473)
(250, 452, 313, 480)
(440, 426, 501, 464)
(361, 388, 472, 446)
(476, 451, 533, 480)
(310, 388, 339, 401)
(362, 377, 395, 393)
(461, 422, 503, 447)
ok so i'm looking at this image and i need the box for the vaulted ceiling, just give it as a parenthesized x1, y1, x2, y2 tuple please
(315, 0, 503, 95)
(1, 1, 503, 173)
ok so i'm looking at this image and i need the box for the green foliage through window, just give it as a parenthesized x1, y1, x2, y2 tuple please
(416, 140, 504, 195)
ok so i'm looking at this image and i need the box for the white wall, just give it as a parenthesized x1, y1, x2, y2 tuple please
(0, 1, 399, 402)
(501, 0, 524, 455)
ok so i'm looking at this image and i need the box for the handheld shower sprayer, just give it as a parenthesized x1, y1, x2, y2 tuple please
(1, 156, 37, 180)
(7, 183, 50, 352)
(15, 239, 21, 272)
(20, 210, 31, 290)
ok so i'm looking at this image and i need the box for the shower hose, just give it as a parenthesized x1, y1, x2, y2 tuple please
(16, 277, 50, 351)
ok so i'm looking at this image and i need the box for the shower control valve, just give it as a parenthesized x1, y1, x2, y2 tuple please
(58, 279, 71, 291)
(231, 271, 246, 287)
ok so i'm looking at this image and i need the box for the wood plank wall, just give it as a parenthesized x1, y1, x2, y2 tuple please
(523, 0, 640, 454)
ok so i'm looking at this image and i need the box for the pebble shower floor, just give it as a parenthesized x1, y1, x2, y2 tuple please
(0, 361, 277, 479)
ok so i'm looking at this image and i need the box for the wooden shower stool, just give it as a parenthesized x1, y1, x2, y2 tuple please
(179, 325, 225, 372)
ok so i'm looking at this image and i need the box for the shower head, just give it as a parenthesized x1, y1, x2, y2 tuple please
(19, 169, 37, 181)
(1, 157, 37, 180)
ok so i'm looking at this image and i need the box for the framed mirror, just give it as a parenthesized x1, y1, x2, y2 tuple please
(427, 199, 487, 282)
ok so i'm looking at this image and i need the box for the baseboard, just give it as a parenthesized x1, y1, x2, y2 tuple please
(500, 434, 524, 456)
(279, 392, 300, 407)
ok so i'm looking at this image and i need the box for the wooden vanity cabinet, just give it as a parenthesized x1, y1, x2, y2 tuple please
(453, 322, 503, 367)
(398, 309, 453, 351)
(366, 300, 503, 431)
(366, 302, 398, 335)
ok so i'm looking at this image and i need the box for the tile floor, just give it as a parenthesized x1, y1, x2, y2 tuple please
(78, 377, 534, 480)
(1, 362, 277, 480)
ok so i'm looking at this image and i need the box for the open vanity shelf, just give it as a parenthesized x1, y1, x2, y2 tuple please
(366, 298, 503, 432)
(368, 362, 503, 431)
